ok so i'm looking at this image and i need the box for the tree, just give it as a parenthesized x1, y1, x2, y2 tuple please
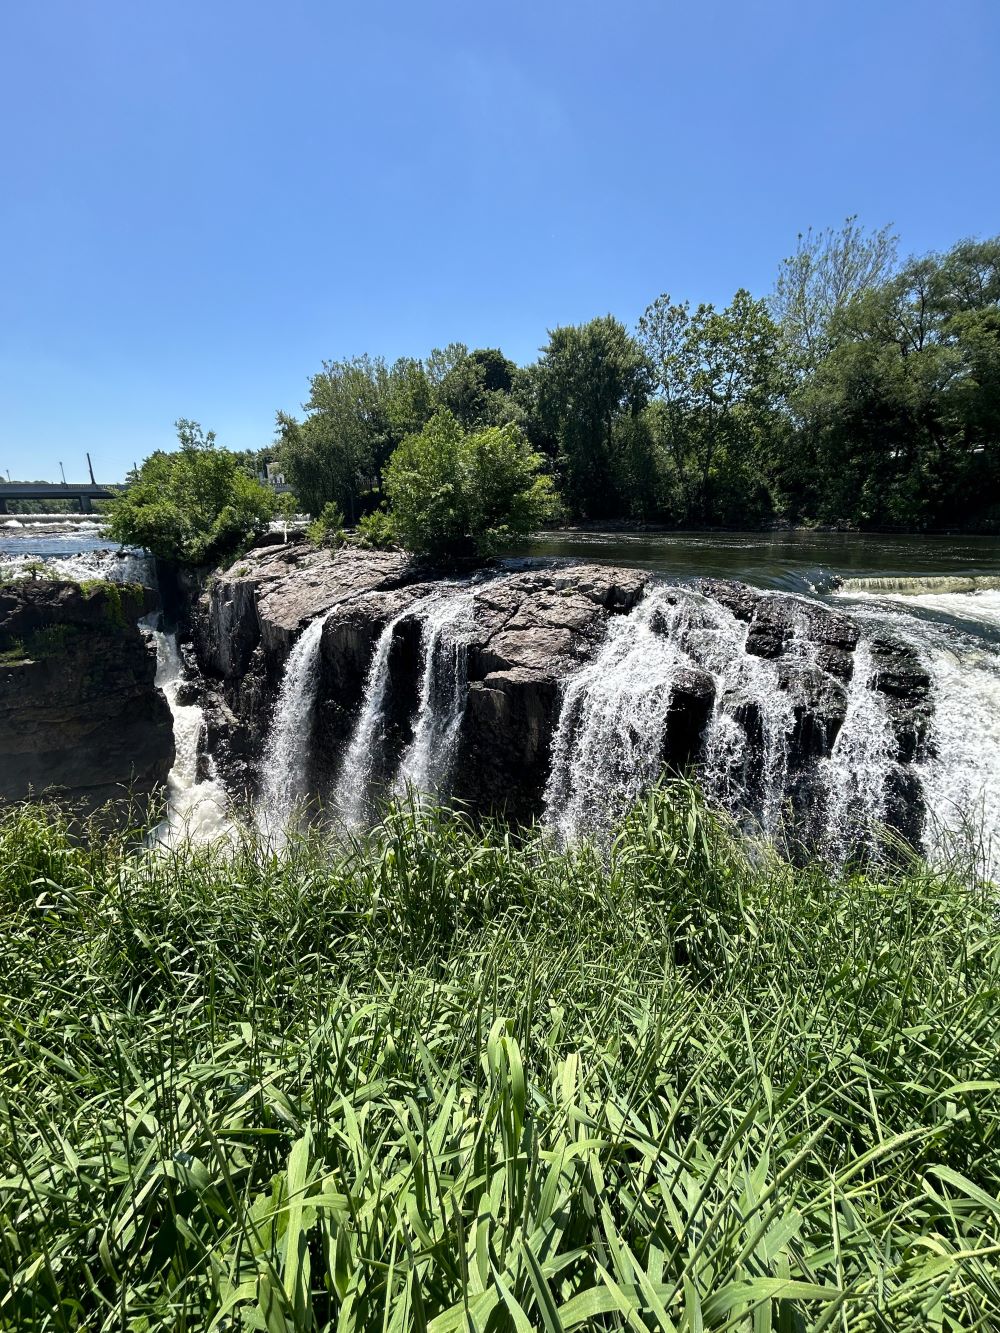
(534, 317, 651, 516)
(638, 290, 787, 522)
(277, 355, 436, 520)
(771, 216, 898, 370)
(790, 236, 1000, 528)
(107, 420, 276, 563)
(436, 347, 522, 430)
(382, 409, 558, 557)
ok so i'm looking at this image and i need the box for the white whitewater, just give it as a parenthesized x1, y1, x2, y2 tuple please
(834, 588, 1000, 878)
(818, 640, 895, 863)
(332, 611, 410, 828)
(258, 612, 330, 832)
(0, 546, 154, 586)
(146, 623, 230, 847)
(544, 591, 700, 844)
(542, 583, 968, 859)
(394, 593, 474, 800)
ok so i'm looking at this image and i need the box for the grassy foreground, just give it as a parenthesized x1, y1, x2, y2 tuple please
(1, 787, 998, 1332)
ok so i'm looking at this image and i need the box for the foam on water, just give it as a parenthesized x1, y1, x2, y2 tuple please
(0, 547, 154, 585)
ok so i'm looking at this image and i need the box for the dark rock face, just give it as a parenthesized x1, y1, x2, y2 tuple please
(192, 545, 425, 792)
(0, 580, 174, 818)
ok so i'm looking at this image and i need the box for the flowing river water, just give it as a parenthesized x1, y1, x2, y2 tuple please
(4, 523, 999, 873)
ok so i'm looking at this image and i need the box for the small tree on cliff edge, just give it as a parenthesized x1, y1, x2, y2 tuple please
(382, 409, 559, 558)
(108, 420, 276, 564)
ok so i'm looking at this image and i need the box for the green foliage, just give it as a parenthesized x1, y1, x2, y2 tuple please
(107, 420, 276, 564)
(638, 289, 788, 523)
(534, 316, 652, 517)
(383, 410, 559, 557)
(355, 506, 397, 548)
(1, 785, 999, 1329)
(306, 501, 346, 549)
(265, 223, 998, 535)
(277, 355, 436, 522)
(787, 236, 1000, 527)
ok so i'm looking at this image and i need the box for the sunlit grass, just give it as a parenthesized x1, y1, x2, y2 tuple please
(1, 785, 998, 1330)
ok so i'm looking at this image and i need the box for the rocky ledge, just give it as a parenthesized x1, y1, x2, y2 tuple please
(191, 545, 932, 841)
(0, 580, 174, 819)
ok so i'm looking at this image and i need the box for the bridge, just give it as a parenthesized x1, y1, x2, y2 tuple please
(0, 482, 126, 514)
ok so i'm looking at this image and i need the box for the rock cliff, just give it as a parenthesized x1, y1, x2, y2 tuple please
(191, 545, 932, 845)
(0, 580, 174, 817)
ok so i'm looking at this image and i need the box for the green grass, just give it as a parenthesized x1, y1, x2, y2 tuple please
(0, 784, 998, 1331)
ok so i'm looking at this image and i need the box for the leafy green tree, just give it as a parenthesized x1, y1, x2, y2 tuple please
(437, 347, 522, 430)
(791, 237, 1000, 528)
(771, 216, 898, 370)
(638, 290, 787, 522)
(107, 420, 276, 563)
(277, 356, 436, 521)
(382, 410, 558, 557)
(534, 317, 651, 516)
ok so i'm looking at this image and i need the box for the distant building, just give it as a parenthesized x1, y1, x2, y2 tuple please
(257, 460, 286, 486)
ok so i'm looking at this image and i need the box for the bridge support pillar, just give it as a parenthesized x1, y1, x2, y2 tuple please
(79, 495, 92, 514)
(0, 497, 6, 515)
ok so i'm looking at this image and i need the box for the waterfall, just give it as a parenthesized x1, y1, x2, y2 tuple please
(394, 594, 474, 800)
(332, 611, 410, 828)
(839, 574, 1000, 597)
(543, 591, 699, 844)
(145, 622, 230, 846)
(818, 640, 895, 862)
(258, 612, 329, 831)
(333, 590, 475, 826)
(543, 585, 896, 854)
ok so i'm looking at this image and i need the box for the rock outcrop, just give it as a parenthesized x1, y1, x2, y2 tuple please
(0, 580, 174, 818)
(190, 546, 932, 844)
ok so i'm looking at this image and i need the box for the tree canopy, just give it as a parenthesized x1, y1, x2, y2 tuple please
(107, 420, 276, 564)
(382, 410, 558, 558)
(127, 222, 997, 554)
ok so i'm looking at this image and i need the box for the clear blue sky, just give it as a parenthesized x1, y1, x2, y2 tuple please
(2, 0, 997, 482)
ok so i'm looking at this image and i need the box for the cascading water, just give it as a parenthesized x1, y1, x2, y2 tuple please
(331, 611, 407, 828)
(394, 594, 474, 800)
(542, 583, 926, 857)
(145, 621, 230, 845)
(258, 612, 330, 831)
(817, 640, 895, 863)
(833, 590, 1000, 878)
(544, 585, 823, 847)
(543, 591, 702, 844)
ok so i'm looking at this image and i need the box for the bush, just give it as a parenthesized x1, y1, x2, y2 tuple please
(382, 409, 559, 558)
(106, 420, 276, 564)
(306, 501, 346, 548)
(355, 506, 396, 548)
